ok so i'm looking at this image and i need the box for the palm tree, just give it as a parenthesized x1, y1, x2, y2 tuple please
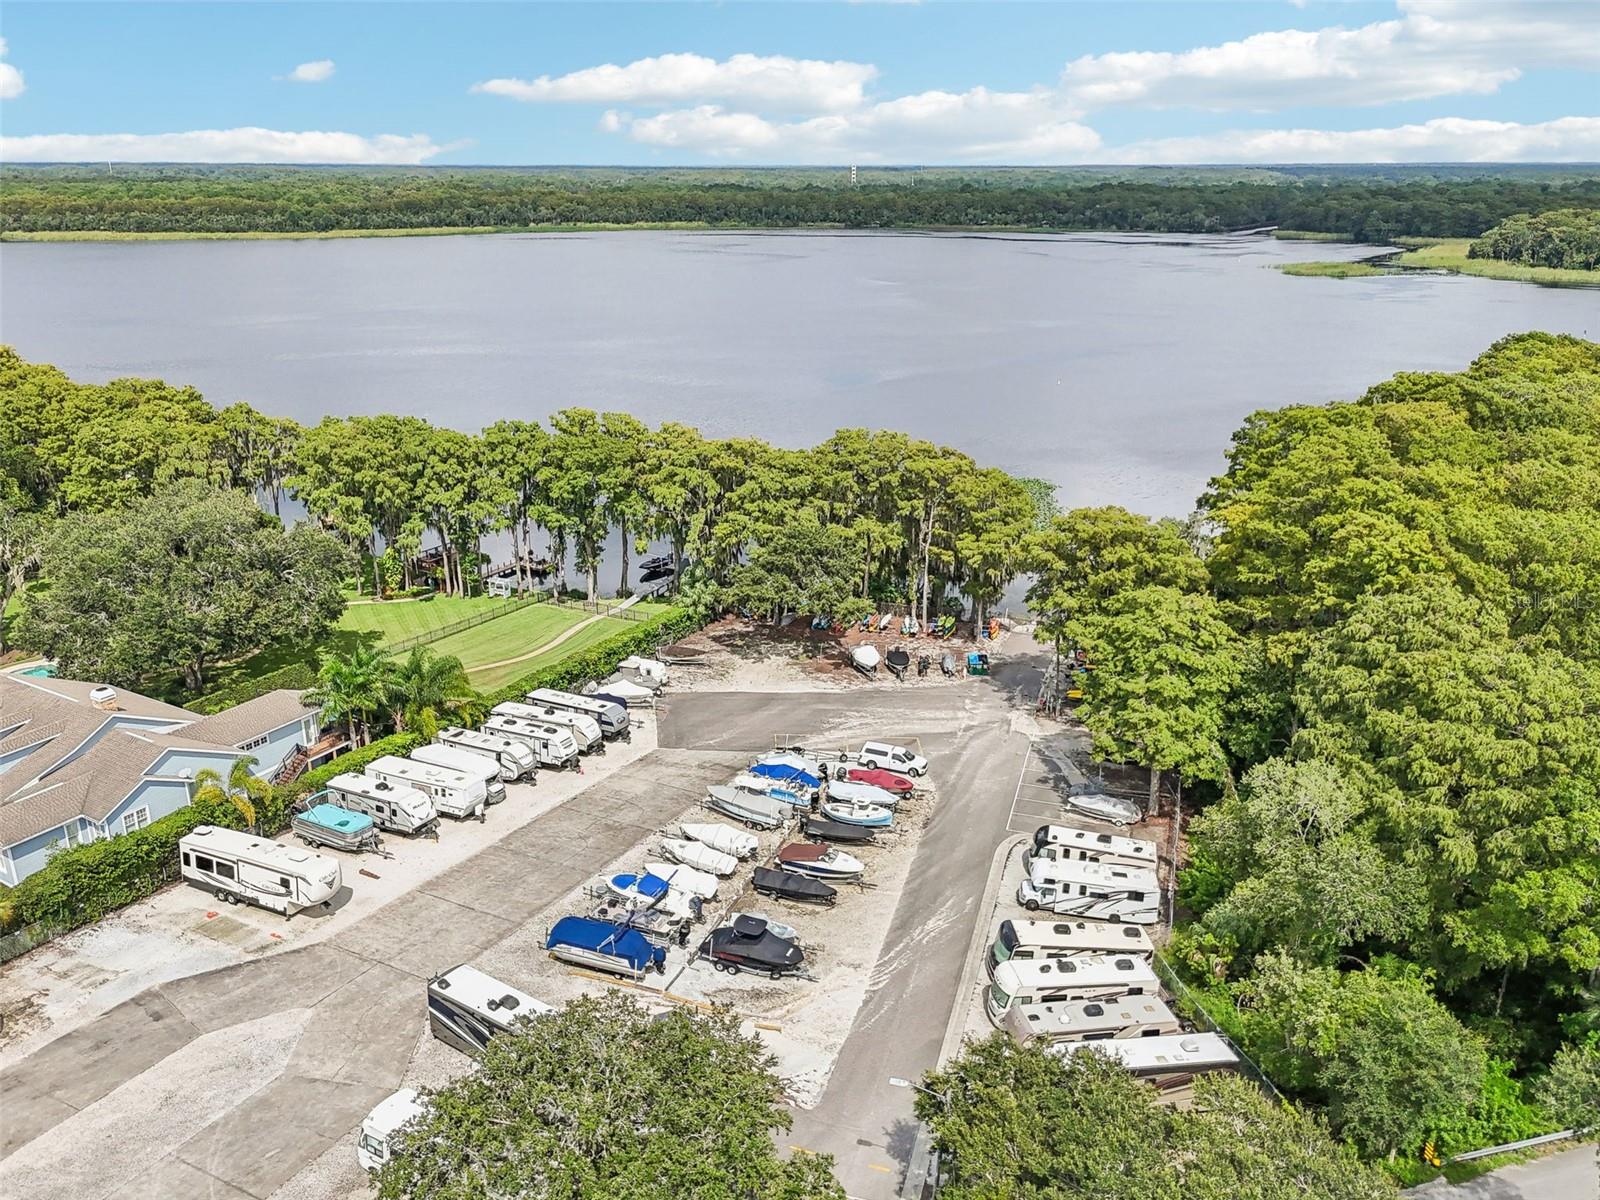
(192, 757, 270, 831)
(385, 646, 472, 732)
(306, 645, 389, 746)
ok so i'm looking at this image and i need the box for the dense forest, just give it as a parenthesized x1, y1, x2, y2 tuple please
(3, 164, 1599, 241)
(1470, 208, 1600, 271)
(1028, 332, 1600, 1166)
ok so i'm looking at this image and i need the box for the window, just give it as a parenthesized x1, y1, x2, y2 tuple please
(121, 806, 151, 833)
(213, 860, 236, 881)
(237, 734, 269, 752)
(195, 854, 215, 874)
(182, 852, 191, 866)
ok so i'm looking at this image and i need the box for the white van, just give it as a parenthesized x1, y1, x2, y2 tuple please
(408, 744, 507, 805)
(326, 771, 438, 836)
(357, 1088, 427, 1172)
(1028, 824, 1158, 872)
(1003, 994, 1181, 1047)
(435, 726, 537, 782)
(491, 701, 601, 754)
(526, 687, 630, 741)
(483, 714, 580, 769)
(986, 955, 1159, 1023)
(366, 755, 488, 821)
(989, 918, 1154, 976)
(1017, 859, 1160, 925)
(179, 825, 341, 917)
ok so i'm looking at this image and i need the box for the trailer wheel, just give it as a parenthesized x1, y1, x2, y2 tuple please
(770, 969, 783, 981)
(215, 888, 233, 904)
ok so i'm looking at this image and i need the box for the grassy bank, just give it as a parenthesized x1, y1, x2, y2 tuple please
(1278, 260, 1386, 278)
(0, 221, 726, 243)
(1392, 238, 1600, 287)
(1272, 229, 1357, 242)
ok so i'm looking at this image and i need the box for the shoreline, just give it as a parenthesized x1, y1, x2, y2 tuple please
(1275, 237, 1599, 289)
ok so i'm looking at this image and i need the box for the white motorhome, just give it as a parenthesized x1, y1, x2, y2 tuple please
(357, 1088, 427, 1172)
(426, 963, 554, 1056)
(408, 744, 507, 805)
(483, 713, 580, 769)
(986, 955, 1159, 1023)
(326, 771, 438, 836)
(367, 755, 488, 821)
(989, 918, 1154, 976)
(492, 701, 601, 754)
(179, 825, 341, 917)
(435, 725, 538, 782)
(1004, 994, 1181, 1047)
(1059, 1033, 1240, 1106)
(1028, 824, 1158, 872)
(1017, 859, 1160, 925)
(526, 687, 630, 741)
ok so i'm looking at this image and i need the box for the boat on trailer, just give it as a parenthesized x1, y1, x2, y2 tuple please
(545, 916, 667, 979)
(748, 761, 821, 792)
(699, 915, 806, 978)
(850, 646, 881, 676)
(776, 842, 864, 881)
(804, 816, 878, 844)
(821, 799, 894, 829)
(826, 779, 902, 809)
(681, 821, 759, 859)
(753, 866, 838, 906)
(844, 768, 914, 794)
(706, 785, 789, 830)
(732, 772, 808, 807)
(645, 860, 719, 900)
(659, 837, 738, 877)
(291, 800, 383, 854)
(604, 871, 701, 921)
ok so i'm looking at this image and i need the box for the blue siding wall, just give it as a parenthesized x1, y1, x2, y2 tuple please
(5, 821, 75, 883)
(103, 778, 198, 835)
(236, 720, 313, 779)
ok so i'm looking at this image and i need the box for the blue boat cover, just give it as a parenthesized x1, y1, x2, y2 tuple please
(613, 872, 670, 899)
(750, 762, 820, 789)
(299, 803, 373, 835)
(547, 916, 665, 970)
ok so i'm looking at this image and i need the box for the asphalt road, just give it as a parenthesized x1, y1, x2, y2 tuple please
(1412, 1145, 1598, 1200)
(660, 634, 1058, 1199)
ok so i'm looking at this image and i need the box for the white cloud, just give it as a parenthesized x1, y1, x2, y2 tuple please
(0, 36, 24, 101)
(1102, 116, 1600, 164)
(474, 52, 876, 113)
(0, 128, 449, 164)
(284, 59, 336, 84)
(1059, 0, 1599, 112)
(609, 87, 1099, 163)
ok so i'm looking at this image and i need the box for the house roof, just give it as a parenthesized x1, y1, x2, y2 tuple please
(183, 690, 316, 748)
(6, 674, 197, 722)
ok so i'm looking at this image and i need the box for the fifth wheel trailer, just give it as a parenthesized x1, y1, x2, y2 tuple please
(179, 825, 341, 917)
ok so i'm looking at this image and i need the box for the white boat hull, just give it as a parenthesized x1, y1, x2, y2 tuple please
(826, 780, 900, 809)
(681, 822, 759, 859)
(645, 861, 719, 900)
(661, 838, 738, 876)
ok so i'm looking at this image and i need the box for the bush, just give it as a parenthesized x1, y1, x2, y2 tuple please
(1427, 1058, 1554, 1158)
(187, 662, 319, 715)
(480, 607, 702, 708)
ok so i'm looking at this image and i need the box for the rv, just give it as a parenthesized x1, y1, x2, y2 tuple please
(483, 714, 580, 769)
(179, 825, 341, 917)
(1059, 1033, 1240, 1106)
(989, 918, 1155, 975)
(325, 771, 438, 836)
(426, 963, 554, 1057)
(1003, 994, 1181, 1047)
(357, 1089, 427, 1171)
(1016, 859, 1160, 925)
(525, 687, 630, 741)
(986, 955, 1159, 1023)
(435, 726, 538, 782)
(366, 755, 488, 821)
(491, 701, 601, 754)
(1028, 824, 1158, 872)
(408, 744, 507, 805)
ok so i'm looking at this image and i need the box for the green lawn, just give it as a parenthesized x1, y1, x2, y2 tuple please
(337, 594, 524, 648)
(427, 604, 591, 674)
(468, 615, 638, 691)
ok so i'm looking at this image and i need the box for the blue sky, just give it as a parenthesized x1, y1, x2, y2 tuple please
(1, 2, 1596, 164)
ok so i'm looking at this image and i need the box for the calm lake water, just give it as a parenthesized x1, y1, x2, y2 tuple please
(2, 231, 1594, 518)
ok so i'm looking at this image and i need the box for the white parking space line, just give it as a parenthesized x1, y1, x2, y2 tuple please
(1004, 743, 1036, 834)
(1006, 743, 1070, 834)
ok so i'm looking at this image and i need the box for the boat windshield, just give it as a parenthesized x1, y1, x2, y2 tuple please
(988, 981, 1012, 1011)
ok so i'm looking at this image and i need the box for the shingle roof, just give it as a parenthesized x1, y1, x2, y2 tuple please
(10, 675, 197, 722)
(183, 690, 316, 748)
(0, 776, 92, 849)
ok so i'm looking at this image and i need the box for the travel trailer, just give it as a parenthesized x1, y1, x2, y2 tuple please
(1002, 994, 1181, 1047)
(483, 714, 580, 769)
(525, 688, 630, 741)
(425, 963, 554, 1057)
(492, 701, 601, 753)
(178, 825, 341, 917)
(986, 955, 1160, 1023)
(434, 726, 537, 781)
(408, 744, 507, 805)
(357, 1089, 427, 1171)
(989, 918, 1155, 975)
(1058, 1033, 1241, 1106)
(325, 771, 438, 836)
(1016, 859, 1160, 925)
(366, 754, 488, 821)
(1028, 824, 1158, 872)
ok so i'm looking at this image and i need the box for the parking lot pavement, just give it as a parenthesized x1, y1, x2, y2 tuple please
(0, 748, 750, 1200)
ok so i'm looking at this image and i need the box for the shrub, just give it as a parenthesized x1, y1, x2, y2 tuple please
(187, 662, 320, 715)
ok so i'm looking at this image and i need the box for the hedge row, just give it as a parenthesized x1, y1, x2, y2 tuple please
(189, 662, 319, 715)
(2, 607, 702, 938)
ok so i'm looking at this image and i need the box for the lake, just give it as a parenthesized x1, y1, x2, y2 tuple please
(1, 230, 1594, 518)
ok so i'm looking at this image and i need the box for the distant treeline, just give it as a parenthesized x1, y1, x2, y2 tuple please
(1469, 208, 1600, 271)
(3, 164, 1599, 241)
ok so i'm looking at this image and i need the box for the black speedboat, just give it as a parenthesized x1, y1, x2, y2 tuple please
(804, 816, 876, 845)
(752, 866, 837, 906)
(699, 915, 807, 978)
